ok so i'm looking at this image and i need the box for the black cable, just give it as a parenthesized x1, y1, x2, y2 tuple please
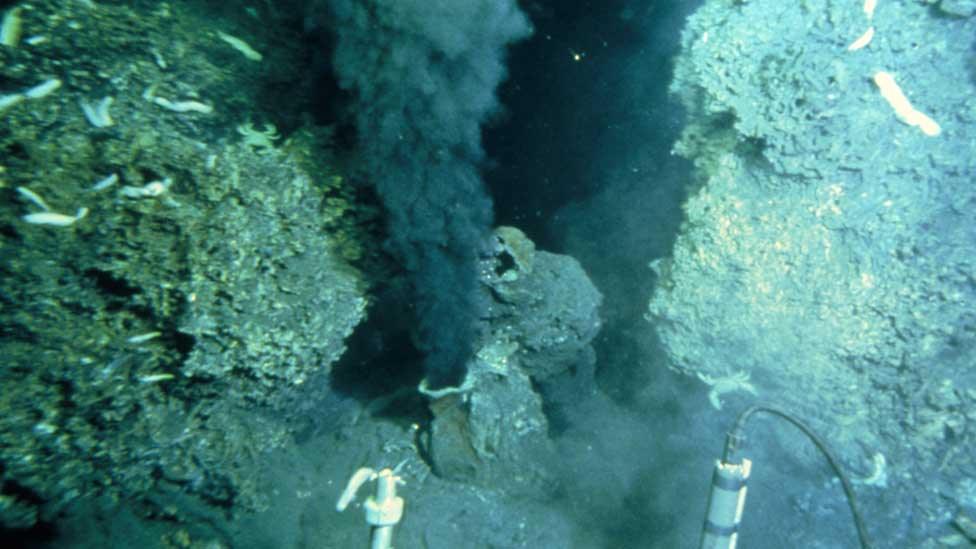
(723, 404, 873, 549)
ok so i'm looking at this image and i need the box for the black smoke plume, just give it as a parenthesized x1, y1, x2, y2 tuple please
(324, 0, 532, 388)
